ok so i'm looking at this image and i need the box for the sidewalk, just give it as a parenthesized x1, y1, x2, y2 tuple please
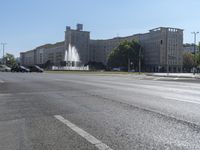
(146, 73, 200, 79)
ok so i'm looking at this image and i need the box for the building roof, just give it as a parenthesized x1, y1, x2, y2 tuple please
(21, 41, 65, 54)
(36, 41, 64, 49)
(149, 27, 184, 32)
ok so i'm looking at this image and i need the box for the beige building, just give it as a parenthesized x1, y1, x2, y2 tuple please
(65, 24, 90, 65)
(89, 27, 183, 72)
(20, 42, 65, 67)
(139, 27, 183, 72)
(20, 24, 183, 72)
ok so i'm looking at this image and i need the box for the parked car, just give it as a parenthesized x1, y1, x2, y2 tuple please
(11, 66, 30, 72)
(130, 69, 135, 72)
(0, 65, 11, 72)
(29, 65, 44, 72)
(112, 68, 121, 71)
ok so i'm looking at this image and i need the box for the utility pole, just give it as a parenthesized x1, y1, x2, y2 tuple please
(128, 57, 130, 72)
(166, 30, 169, 76)
(192, 32, 199, 55)
(1, 43, 7, 64)
(191, 32, 199, 74)
(139, 46, 142, 74)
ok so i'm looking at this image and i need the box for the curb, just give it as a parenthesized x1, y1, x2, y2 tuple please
(146, 73, 200, 79)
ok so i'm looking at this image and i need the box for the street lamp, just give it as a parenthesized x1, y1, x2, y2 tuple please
(138, 46, 142, 74)
(1, 43, 7, 64)
(191, 32, 199, 74)
(191, 32, 199, 55)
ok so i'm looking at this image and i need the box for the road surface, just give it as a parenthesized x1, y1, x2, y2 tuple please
(0, 72, 200, 150)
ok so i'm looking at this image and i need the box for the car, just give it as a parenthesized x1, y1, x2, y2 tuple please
(29, 65, 44, 72)
(112, 68, 121, 71)
(11, 66, 18, 72)
(0, 65, 11, 72)
(130, 69, 135, 72)
(11, 66, 30, 72)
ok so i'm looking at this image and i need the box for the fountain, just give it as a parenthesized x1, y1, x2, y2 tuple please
(52, 44, 89, 71)
(65, 44, 80, 67)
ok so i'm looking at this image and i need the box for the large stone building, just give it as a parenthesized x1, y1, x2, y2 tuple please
(20, 24, 183, 72)
(21, 42, 65, 67)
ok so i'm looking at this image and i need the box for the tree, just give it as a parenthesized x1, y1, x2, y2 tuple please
(194, 52, 200, 72)
(183, 52, 195, 72)
(195, 52, 200, 65)
(196, 42, 200, 66)
(199, 42, 200, 52)
(4, 53, 17, 67)
(107, 40, 143, 71)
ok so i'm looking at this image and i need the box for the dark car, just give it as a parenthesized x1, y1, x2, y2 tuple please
(11, 66, 30, 72)
(29, 65, 44, 72)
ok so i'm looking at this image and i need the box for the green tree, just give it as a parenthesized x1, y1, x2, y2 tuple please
(196, 42, 200, 66)
(199, 42, 200, 51)
(183, 52, 195, 72)
(4, 53, 17, 67)
(194, 52, 200, 71)
(107, 40, 143, 71)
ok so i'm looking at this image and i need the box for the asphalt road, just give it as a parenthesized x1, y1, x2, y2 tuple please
(0, 72, 200, 150)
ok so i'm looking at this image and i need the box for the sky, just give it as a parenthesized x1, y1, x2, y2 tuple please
(0, 0, 200, 57)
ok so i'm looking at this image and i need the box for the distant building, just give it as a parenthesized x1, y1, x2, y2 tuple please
(183, 43, 199, 53)
(20, 42, 65, 67)
(20, 24, 183, 72)
(65, 25, 90, 65)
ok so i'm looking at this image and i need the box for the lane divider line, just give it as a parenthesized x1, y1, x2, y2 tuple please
(153, 77, 162, 81)
(163, 96, 200, 105)
(173, 78, 179, 80)
(54, 115, 113, 150)
(0, 80, 5, 83)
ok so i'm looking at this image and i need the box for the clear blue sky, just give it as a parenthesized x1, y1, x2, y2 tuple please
(0, 0, 200, 57)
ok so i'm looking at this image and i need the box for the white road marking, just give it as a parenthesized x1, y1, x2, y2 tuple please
(153, 77, 163, 81)
(54, 115, 113, 150)
(0, 80, 5, 83)
(0, 93, 12, 96)
(173, 78, 179, 80)
(163, 96, 200, 105)
(54, 79, 64, 81)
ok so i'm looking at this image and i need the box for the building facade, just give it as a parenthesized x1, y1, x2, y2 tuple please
(183, 43, 199, 54)
(20, 42, 65, 67)
(141, 28, 183, 72)
(20, 24, 183, 72)
(65, 25, 90, 65)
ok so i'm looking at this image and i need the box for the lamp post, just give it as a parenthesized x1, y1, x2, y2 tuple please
(1, 43, 7, 64)
(128, 57, 130, 72)
(139, 46, 142, 74)
(191, 32, 199, 74)
(191, 32, 199, 55)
